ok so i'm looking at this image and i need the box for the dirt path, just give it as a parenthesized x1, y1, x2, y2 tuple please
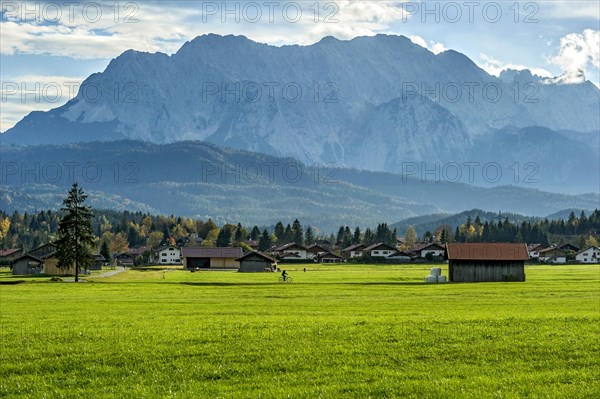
(64, 267, 126, 282)
(93, 266, 126, 278)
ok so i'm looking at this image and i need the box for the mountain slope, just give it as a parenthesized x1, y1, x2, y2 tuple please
(1, 141, 597, 230)
(3, 34, 598, 193)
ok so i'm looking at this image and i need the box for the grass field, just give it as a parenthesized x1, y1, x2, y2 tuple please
(1, 264, 599, 398)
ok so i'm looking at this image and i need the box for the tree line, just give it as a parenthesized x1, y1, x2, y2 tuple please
(1, 202, 599, 256)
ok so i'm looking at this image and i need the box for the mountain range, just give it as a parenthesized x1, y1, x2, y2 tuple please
(3, 34, 599, 193)
(1, 141, 597, 231)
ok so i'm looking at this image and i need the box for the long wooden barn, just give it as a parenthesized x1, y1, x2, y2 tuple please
(445, 243, 529, 282)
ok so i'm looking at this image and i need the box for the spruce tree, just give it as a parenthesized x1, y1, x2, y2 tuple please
(55, 183, 95, 282)
(250, 226, 261, 241)
(100, 240, 111, 264)
(353, 226, 361, 244)
(292, 219, 304, 245)
(274, 222, 285, 243)
(259, 229, 272, 251)
(305, 226, 314, 245)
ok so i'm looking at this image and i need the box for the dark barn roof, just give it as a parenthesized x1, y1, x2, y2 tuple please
(182, 247, 243, 258)
(11, 254, 44, 265)
(0, 249, 21, 257)
(274, 243, 308, 251)
(341, 244, 365, 252)
(445, 243, 529, 261)
(415, 242, 445, 252)
(319, 251, 342, 259)
(364, 243, 396, 252)
(236, 251, 277, 263)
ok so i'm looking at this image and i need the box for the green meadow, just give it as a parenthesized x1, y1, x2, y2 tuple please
(0, 264, 599, 398)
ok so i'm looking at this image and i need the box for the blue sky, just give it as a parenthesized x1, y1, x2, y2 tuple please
(1, 1, 599, 131)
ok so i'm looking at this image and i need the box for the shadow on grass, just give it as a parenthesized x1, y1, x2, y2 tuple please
(0, 280, 26, 285)
(176, 281, 428, 287)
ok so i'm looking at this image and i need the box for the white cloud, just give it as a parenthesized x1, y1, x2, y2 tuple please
(408, 35, 447, 54)
(0, 1, 411, 59)
(1, 75, 85, 131)
(408, 35, 427, 48)
(479, 53, 553, 78)
(550, 29, 600, 77)
(430, 42, 447, 55)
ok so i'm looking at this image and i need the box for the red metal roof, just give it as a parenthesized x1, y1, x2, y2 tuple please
(445, 243, 529, 261)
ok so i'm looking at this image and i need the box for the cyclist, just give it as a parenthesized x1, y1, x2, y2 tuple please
(281, 269, 288, 281)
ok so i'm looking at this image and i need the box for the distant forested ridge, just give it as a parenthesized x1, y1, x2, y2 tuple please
(1, 209, 598, 255)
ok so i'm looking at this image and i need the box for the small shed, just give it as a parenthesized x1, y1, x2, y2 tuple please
(90, 254, 105, 270)
(445, 243, 528, 282)
(236, 251, 277, 272)
(11, 255, 43, 275)
(182, 247, 243, 269)
(0, 249, 23, 265)
(42, 253, 77, 276)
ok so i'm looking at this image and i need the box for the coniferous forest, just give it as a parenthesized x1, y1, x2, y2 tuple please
(1, 208, 598, 255)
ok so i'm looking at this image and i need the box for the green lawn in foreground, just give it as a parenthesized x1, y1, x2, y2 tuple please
(0, 264, 599, 398)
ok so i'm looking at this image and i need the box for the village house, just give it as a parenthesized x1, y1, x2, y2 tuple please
(318, 252, 343, 263)
(242, 240, 259, 250)
(527, 243, 544, 259)
(306, 244, 329, 260)
(128, 246, 150, 264)
(115, 253, 134, 267)
(341, 244, 366, 258)
(538, 247, 567, 264)
(558, 243, 580, 253)
(386, 250, 413, 262)
(414, 242, 445, 260)
(155, 246, 182, 265)
(272, 243, 308, 260)
(364, 243, 396, 258)
(445, 243, 529, 282)
(279, 252, 302, 261)
(236, 251, 277, 272)
(575, 247, 600, 264)
(181, 247, 243, 269)
(314, 240, 332, 250)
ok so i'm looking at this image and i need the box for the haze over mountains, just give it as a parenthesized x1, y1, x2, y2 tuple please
(1, 141, 597, 231)
(3, 34, 599, 193)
